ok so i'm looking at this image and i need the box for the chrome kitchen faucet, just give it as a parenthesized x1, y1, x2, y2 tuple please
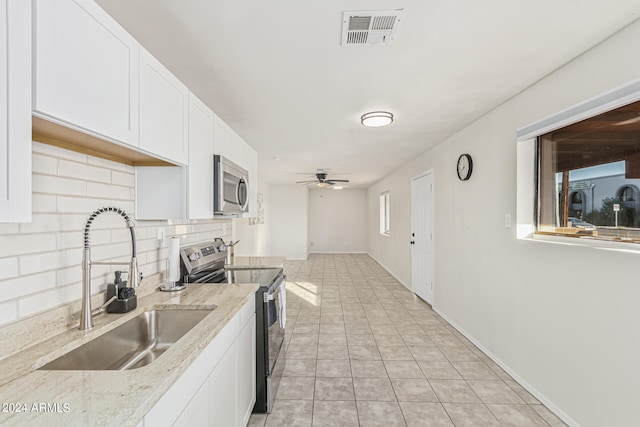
(80, 207, 140, 330)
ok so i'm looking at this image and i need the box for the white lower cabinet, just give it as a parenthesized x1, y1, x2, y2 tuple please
(143, 299, 256, 427)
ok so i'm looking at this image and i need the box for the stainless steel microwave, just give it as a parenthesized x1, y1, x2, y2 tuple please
(214, 155, 249, 215)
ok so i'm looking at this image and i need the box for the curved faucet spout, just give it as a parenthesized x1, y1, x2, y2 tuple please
(80, 207, 140, 331)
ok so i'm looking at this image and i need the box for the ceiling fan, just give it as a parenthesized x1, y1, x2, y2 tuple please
(296, 172, 350, 188)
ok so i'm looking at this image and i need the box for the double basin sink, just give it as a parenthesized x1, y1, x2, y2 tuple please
(40, 307, 215, 371)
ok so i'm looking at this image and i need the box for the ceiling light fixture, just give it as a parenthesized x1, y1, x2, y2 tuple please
(316, 182, 328, 188)
(333, 186, 343, 190)
(361, 111, 393, 127)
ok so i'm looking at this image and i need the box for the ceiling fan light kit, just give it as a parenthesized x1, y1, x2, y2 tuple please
(361, 111, 393, 127)
(296, 171, 350, 187)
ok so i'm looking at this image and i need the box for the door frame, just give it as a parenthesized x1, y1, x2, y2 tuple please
(410, 170, 435, 305)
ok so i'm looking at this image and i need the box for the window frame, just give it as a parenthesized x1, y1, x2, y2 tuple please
(517, 78, 640, 251)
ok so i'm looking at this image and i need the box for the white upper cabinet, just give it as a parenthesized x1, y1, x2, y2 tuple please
(135, 92, 213, 220)
(0, 0, 31, 223)
(33, 0, 139, 147)
(139, 47, 189, 165)
(243, 143, 258, 218)
(187, 93, 215, 218)
(213, 114, 243, 167)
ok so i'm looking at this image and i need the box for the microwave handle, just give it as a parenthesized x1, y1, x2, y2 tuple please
(238, 176, 249, 211)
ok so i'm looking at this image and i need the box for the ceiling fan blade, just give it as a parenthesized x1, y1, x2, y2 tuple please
(296, 180, 319, 184)
(328, 179, 349, 183)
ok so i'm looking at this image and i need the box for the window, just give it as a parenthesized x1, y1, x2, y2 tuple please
(536, 100, 640, 242)
(379, 191, 390, 235)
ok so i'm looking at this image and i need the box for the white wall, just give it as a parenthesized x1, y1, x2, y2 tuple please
(268, 184, 309, 260)
(233, 178, 270, 256)
(367, 20, 640, 427)
(308, 188, 367, 253)
(0, 142, 232, 327)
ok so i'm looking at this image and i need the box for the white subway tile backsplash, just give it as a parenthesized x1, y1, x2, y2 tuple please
(0, 146, 232, 327)
(19, 248, 83, 276)
(58, 160, 111, 183)
(86, 182, 131, 200)
(111, 171, 135, 187)
(33, 175, 86, 196)
(32, 153, 58, 175)
(0, 258, 19, 280)
(0, 272, 56, 303)
(0, 301, 18, 325)
(32, 194, 57, 213)
(0, 233, 56, 258)
(18, 283, 79, 318)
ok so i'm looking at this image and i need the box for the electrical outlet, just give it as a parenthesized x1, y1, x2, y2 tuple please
(505, 213, 512, 228)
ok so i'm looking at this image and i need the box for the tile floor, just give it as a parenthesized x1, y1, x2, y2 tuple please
(248, 254, 566, 427)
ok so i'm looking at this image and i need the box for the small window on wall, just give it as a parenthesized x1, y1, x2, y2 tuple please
(536, 100, 640, 242)
(379, 191, 390, 236)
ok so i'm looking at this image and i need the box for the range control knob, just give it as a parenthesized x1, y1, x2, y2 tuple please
(188, 252, 199, 262)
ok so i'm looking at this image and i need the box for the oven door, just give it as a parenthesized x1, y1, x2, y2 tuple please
(265, 279, 284, 376)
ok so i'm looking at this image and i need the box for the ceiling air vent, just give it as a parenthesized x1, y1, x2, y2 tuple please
(341, 10, 403, 46)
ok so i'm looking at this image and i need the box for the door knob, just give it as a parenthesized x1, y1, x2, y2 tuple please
(410, 241, 415, 245)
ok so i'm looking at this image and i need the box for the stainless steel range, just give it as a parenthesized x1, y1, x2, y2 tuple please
(179, 239, 285, 413)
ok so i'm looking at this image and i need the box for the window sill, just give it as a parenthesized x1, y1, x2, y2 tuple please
(521, 232, 640, 254)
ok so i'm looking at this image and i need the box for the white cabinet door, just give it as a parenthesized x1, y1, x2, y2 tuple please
(210, 340, 239, 427)
(0, 0, 31, 222)
(213, 114, 243, 167)
(187, 93, 214, 218)
(139, 48, 189, 165)
(238, 314, 256, 426)
(173, 376, 210, 427)
(33, 0, 139, 146)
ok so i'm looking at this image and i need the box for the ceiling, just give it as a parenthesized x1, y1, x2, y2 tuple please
(96, 0, 640, 188)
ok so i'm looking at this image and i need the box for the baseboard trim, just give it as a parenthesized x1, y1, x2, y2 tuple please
(366, 252, 411, 290)
(433, 308, 580, 427)
(309, 251, 368, 254)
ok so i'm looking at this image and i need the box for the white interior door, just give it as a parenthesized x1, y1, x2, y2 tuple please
(411, 172, 434, 304)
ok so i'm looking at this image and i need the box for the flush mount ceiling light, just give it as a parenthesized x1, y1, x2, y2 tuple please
(361, 111, 393, 127)
(316, 182, 329, 188)
(333, 186, 343, 190)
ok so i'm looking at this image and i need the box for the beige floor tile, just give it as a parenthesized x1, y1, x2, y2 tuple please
(281, 358, 317, 377)
(350, 360, 388, 378)
(467, 380, 525, 404)
(530, 404, 568, 426)
(378, 345, 414, 361)
(408, 346, 448, 362)
(265, 400, 313, 427)
(353, 377, 397, 401)
(318, 332, 347, 346)
(356, 401, 406, 427)
(374, 334, 407, 346)
(429, 380, 482, 403)
(384, 360, 425, 379)
(315, 359, 351, 378)
(442, 403, 501, 426)
(391, 378, 439, 402)
(312, 400, 359, 427)
(319, 323, 345, 334)
(286, 344, 318, 359)
(401, 333, 434, 346)
(289, 333, 319, 346)
(349, 345, 382, 360)
(293, 324, 320, 334)
(439, 346, 480, 362)
(346, 333, 377, 346)
(314, 377, 355, 401)
(247, 413, 267, 427)
(276, 376, 316, 400)
(417, 361, 462, 380)
(451, 361, 500, 380)
(487, 404, 550, 426)
(400, 402, 453, 426)
(504, 379, 540, 404)
(317, 344, 349, 360)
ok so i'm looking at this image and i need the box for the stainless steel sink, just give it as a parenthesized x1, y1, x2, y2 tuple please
(40, 308, 215, 371)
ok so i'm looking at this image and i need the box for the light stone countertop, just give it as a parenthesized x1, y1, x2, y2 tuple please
(226, 256, 286, 269)
(0, 281, 258, 427)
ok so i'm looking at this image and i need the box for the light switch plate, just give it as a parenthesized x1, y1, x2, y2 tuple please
(157, 227, 166, 248)
(505, 213, 512, 228)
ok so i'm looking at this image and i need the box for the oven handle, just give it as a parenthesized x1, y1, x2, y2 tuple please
(263, 278, 282, 303)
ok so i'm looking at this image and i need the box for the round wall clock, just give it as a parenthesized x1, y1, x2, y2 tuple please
(456, 154, 473, 181)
